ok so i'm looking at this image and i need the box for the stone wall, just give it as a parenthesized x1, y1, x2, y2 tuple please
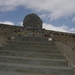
(0, 24, 22, 46)
(46, 30, 75, 44)
(0, 24, 22, 38)
(0, 23, 75, 45)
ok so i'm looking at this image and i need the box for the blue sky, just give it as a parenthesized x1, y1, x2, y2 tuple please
(0, 0, 75, 33)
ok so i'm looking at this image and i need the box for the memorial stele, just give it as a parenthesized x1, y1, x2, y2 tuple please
(23, 13, 42, 29)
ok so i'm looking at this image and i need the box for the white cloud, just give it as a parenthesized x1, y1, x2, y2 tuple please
(69, 28, 75, 33)
(72, 17, 75, 22)
(0, 0, 75, 20)
(39, 14, 48, 19)
(18, 22, 23, 26)
(0, 21, 14, 25)
(64, 17, 68, 20)
(43, 23, 75, 33)
(17, 21, 75, 33)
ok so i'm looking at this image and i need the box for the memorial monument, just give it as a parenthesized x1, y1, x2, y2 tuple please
(23, 13, 42, 29)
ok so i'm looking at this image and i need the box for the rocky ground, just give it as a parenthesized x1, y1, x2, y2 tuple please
(55, 41, 75, 74)
(0, 36, 8, 46)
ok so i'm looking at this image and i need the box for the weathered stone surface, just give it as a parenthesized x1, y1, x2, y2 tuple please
(23, 13, 42, 29)
(0, 23, 75, 74)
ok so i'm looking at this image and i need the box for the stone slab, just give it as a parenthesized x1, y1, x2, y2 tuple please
(0, 62, 74, 75)
(0, 56, 68, 66)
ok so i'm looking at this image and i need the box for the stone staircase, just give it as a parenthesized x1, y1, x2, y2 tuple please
(0, 35, 74, 75)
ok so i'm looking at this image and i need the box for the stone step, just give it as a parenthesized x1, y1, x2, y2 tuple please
(0, 55, 68, 67)
(0, 46, 58, 51)
(0, 47, 61, 53)
(8, 41, 55, 45)
(3, 44, 57, 48)
(0, 62, 74, 75)
(6, 42, 55, 46)
(4, 46, 57, 50)
(14, 36, 51, 42)
(0, 51, 65, 59)
(3, 45, 57, 49)
(0, 71, 46, 75)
